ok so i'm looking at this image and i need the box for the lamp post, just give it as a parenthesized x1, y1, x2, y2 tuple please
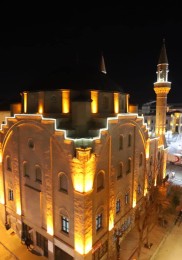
(113, 228, 123, 260)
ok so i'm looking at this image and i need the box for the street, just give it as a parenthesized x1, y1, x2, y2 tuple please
(153, 223, 182, 259)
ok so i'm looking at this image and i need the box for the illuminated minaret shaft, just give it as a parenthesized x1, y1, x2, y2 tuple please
(154, 39, 171, 146)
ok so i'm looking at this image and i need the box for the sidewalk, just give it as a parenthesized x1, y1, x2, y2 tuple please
(0, 221, 47, 260)
(119, 213, 175, 260)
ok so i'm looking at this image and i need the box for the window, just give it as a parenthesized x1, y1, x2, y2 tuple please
(96, 213, 102, 231)
(158, 151, 161, 161)
(125, 192, 129, 205)
(93, 240, 108, 260)
(139, 153, 143, 167)
(128, 134, 132, 147)
(61, 216, 69, 234)
(116, 199, 121, 213)
(126, 158, 131, 174)
(8, 189, 14, 200)
(6, 156, 12, 171)
(59, 174, 68, 193)
(28, 138, 34, 149)
(137, 184, 142, 194)
(35, 166, 42, 184)
(97, 171, 104, 191)
(119, 135, 123, 150)
(150, 156, 153, 166)
(23, 162, 29, 177)
(117, 163, 123, 179)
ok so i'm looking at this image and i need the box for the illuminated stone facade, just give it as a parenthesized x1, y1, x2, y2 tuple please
(0, 60, 166, 259)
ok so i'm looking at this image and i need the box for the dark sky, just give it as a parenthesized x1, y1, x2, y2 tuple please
(0, 2, 181, 107)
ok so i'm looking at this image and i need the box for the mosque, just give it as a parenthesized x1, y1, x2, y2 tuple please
(0, 41, 170, 259)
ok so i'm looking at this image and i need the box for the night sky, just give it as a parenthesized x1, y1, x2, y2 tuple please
(0, 2, 181, 107)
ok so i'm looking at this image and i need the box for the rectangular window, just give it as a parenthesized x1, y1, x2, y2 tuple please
(96, 213, 102, 231)
(116, 199, 121, 213)
(128, 134, 131, 147)
(117, 163, 123, 179)
(119, 135, 123, 150)
(125, 193, 129, 205)
(61, 216, 69, 233)
(8, 189, 14, 200)
(23, 162, 29, 177)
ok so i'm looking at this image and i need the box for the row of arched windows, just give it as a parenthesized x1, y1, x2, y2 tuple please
(119, 134, 132, 150)
(23, 162, 42, 183)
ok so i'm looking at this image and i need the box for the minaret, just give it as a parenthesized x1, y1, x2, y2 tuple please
(154, 39, 171, 146)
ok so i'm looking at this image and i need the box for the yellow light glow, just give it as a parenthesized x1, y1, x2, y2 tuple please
(23, 92, 27, 113)
(85, 236, 92, 254)
(109, 213, 114, 231)
(38, 104, 43, 114)
(74, 174, 84, 193)
(114, 93, 119, 113)
(132, 199, 136, 208)
(75, 237, 92, 255)
(16, 205, 21, 215)
(91, 91, 98, 113)
(62, 90, 70, 113)
(0, 150, 2, 163)
(0, 192, 4, 204)
(73, 149, 94, 193)
(144, 188, 148, 196)
(84, 176, 93, 193)
(47, 216, 53, 236)
(154, 178, 157, 186)
(146, 139, 150, 159)
(75, 238, 84, 255)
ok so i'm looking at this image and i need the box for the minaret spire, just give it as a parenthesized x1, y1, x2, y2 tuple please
(154, 40, 171, 146)
(99, 52, 107, 74)
(158, 38, 168, 64)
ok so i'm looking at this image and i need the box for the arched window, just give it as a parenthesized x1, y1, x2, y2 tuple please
(119, 135, 123, 150)
(59, 173, 68, 193)
(35, 165, 42, 184)
(23, 162, 29, 177)
(117, 163, 123, 179)
(6, 156, 12, 171)
(97, 171, 104, 191)
(139, 153, 143, 166)
(126, 158, 131, 174)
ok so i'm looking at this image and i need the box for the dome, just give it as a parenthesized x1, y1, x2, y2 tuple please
(24, 65, 124, 93)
